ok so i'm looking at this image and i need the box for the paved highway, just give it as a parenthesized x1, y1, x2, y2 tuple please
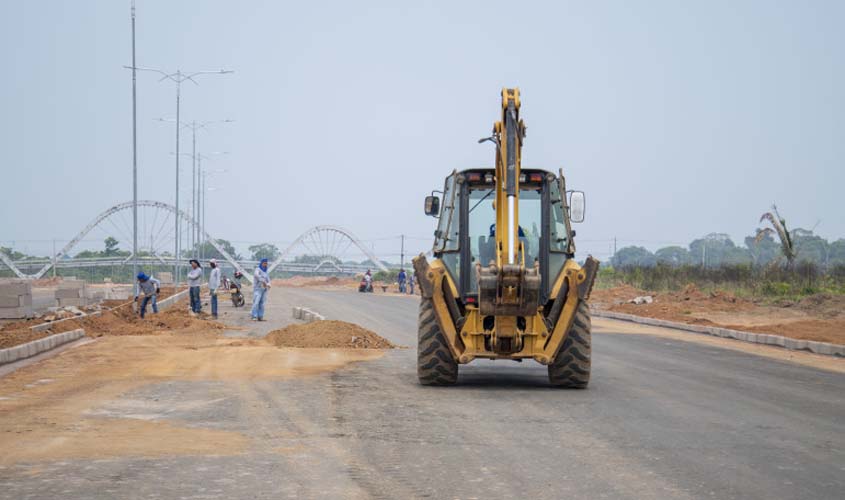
(0, 287, 842, 499)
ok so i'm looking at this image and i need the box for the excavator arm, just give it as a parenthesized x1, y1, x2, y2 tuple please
(476, 88, 541, 322)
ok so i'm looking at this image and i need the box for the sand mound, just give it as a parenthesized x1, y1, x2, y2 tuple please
(266, 320, 396, 349)
(796, 293, 845, 319)
(0, 299, 224, 349)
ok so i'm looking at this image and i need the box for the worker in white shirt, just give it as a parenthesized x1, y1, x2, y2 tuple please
(187, 259, 203, 314)
(208, 259, 221, 319)
(251, 258, 271, 321)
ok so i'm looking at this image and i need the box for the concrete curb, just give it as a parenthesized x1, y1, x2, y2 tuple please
(30, 311, 102, 333)
(157, 289, 190, 311)
(292, 306, 325, 323)
(0, 328, 86, 366)
(592, 309, 845, 357)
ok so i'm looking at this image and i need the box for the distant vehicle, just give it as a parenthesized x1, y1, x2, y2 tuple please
(224, 271, 245, 307)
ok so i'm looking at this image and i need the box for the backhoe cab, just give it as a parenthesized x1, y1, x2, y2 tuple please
(414, 88, 599, 387)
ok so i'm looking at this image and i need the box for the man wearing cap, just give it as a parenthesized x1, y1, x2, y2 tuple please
(251, 258, 271, 321)
(208, 258, 221, 320)
(187, 259, 203, 314)
(135, 272, 161, 319)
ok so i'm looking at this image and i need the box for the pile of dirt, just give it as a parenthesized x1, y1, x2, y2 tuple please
(593, 285, 845, 345)
(272, 276, 358, 289)
(795, 293, 845, 319)
(0, 299, 224, 349)
(590, 284, 648, 309)
(266, 320, 396, 349)
(301, 276, 341, 287)
(82, 305, 225, 338)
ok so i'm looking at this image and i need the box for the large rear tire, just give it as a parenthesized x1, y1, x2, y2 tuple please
(548, 300, 591, 388)
(417, 298, 458, 386)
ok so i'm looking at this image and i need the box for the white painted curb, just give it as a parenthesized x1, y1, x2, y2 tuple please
(0, 328, 86, 365)
(292, 306, 325, 323)
(592, 309, 845, 357)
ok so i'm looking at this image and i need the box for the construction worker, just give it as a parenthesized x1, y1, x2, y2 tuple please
(397, 268, 407, 293)
(187, 259, 203, 314)
(135, 272, 160, 318)
(208, 259, 221, 319)
(363, 269, 373, 292)
(251, 258, 271, 321)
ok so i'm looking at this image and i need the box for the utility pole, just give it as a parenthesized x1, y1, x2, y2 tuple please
(400, 234, 405, 269)
(130, 0, 138, 293)
(52, 239, 57, 278)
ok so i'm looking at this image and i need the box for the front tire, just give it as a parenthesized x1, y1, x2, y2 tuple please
(417, 298, 458, 385)
(548, 300, 592, 388)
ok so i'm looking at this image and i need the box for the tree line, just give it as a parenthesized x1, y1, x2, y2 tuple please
(611, 231, 844, 269)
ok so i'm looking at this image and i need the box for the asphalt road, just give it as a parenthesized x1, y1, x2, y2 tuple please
(1, 287, 843, 499)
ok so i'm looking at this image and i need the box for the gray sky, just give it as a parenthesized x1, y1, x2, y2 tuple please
(1, 0, 843, 262)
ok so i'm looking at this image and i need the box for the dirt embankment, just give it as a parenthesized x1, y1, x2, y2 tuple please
(273, 276, 352, 288)
(0, 300, 224, 350)
(266, 320, 397, 349)
(592, 285, 845, 345)
(273, 275, 417, 296)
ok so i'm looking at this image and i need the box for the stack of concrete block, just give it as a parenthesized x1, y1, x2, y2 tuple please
(292, 306, 325, 323)
(0, 280, 33, 319)
(158, 272, 173, 284)
(55, 279, 88, 307)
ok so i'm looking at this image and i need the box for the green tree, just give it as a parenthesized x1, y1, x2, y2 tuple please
(0, 247, 29, 261)
(758, 205, 796, 266)
(191, 239, 241, 261)
(828, 239, 845, 266)
(611, 246, 656, 268)
(689, 233, 749, 267)
(294, 254, 341, 264)
(248, 243, 280, 262)
(104, 237, 121, 257)
(654, 246, 692, 266)
(745, 230, 780, 266)
(792, 229, 828, 265)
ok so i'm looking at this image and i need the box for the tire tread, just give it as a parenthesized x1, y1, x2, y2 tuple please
(548, 300, 592, 388)
(417, 298, 458, 385)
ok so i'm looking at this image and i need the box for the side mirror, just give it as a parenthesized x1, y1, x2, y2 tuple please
(424, 195, 441, 217)
(569, 191, 585, 223)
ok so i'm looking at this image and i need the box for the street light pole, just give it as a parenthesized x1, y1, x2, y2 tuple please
(129, 68, 233, 286)
(160, 119, 232, 261)
(174, 76, 182, 284)
(130, 0, 139, 293)
(190, 119, 196, 257)
(198, 160, 228, 259)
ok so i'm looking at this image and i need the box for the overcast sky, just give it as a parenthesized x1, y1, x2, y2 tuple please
(1, 0, 843, 262)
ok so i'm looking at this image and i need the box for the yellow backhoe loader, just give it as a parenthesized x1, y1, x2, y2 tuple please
(414, 88, 599, 387)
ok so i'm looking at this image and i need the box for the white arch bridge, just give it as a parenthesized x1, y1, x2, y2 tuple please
(0, 200, 389, 283)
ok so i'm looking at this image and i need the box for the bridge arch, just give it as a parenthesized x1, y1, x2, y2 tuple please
(0, 200, 252, 283)
(268, 225, 388, 274)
